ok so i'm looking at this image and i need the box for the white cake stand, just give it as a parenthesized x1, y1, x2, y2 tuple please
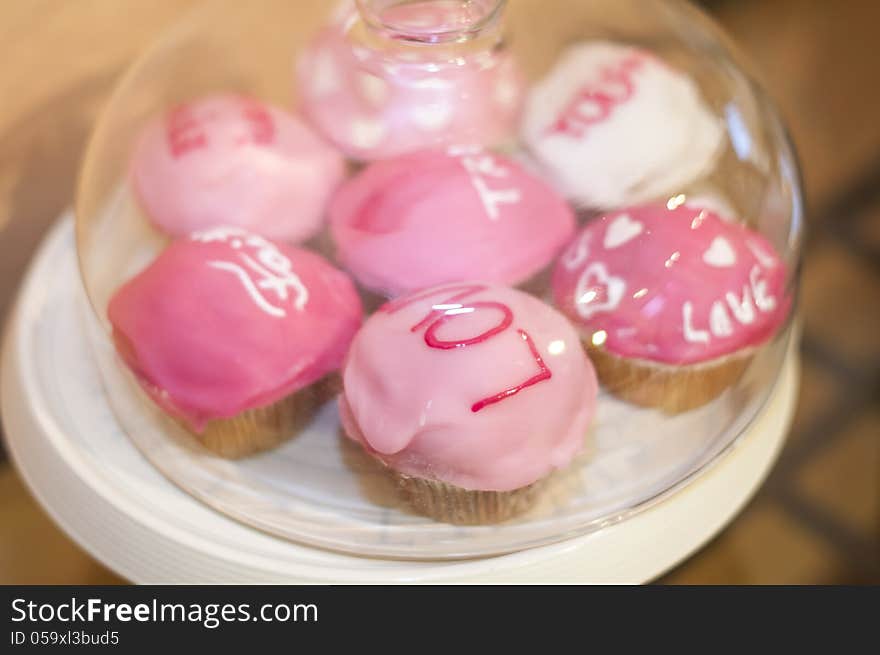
(1, 216, 798, 583)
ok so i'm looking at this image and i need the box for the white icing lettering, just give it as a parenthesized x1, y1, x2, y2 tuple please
(726, 286, 756, 325)
(461, 155, 522, 221)
(682, 302, 710, 344)
(193, 227, 309, 317)
(710, 301, 734, 338)
(750, 265, 777, 312)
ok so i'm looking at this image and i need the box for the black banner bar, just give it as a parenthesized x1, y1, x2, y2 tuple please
(0, 586, 875, 648)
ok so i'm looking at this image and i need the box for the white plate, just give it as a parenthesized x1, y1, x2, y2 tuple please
(2, 217, 798, 581)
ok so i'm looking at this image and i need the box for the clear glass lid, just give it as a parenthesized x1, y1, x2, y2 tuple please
(76, 0, 803, 558)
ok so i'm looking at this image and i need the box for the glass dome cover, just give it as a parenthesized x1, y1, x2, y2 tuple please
(76, 0, 803, 558)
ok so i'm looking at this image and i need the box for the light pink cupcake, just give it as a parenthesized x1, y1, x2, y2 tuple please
(108, 227, 362, 458)
(329, 148, 575, 297)
(131, 94, 346, 244)
(341, 282, 598, 524)
(297, 5, 524, 161)
(552, 203, 790, 413)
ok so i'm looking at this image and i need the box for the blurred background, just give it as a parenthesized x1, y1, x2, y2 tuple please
(0, 0, 876, 584)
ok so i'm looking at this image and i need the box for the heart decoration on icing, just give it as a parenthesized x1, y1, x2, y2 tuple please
(574, 262, 626, 319)
(703, 236, 736, 268)
(603, 213, 644, 249)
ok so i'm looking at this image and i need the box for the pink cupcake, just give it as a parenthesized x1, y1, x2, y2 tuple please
(552, 203, 790, 413)
(329, 148, 576, 297)
(522, 42, 724, 209)
(131, 94, 346, 243)
(108, 227, 362, 458)
(297, 7, 524, 161)
(341, 283, 598, 524)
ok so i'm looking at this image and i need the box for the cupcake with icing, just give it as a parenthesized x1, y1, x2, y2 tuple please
(522, 42, 724, 210)
(329, 148, 575, 297)
(297, 5, 524, 161)
(552, 203, 789, 413)
(108, 227, 362, 458)
(340, 283, 598, 524)
(131, 94, 345, 243)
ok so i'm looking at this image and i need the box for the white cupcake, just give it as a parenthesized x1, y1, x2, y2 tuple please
(522, 42, 724, 209)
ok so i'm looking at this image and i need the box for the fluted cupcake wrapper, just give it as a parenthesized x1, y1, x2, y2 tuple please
(192, 373, 342, 459)
(196, 393, 309, 459)
(394, 474, 543, 525)
(587, 343, 752, 414)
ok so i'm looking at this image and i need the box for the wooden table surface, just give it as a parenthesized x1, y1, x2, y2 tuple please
(0, 0, 877, 584)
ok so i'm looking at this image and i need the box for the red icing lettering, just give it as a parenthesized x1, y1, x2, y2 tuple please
(470, 330, 552, 413)
(166, 99, 277, 158)
(385, 285, 552, 412)
(548, 54, 644, 139)
(380, 283, 488, 332)
(423, 301, 514, 349)
(167, 107, 208, 158)
(238, 101, 276, 146)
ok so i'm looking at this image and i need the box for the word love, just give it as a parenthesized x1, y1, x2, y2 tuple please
(382, 284, 552, 413)
(167, 100, 276, 158)
(548, 54, 645, 139)
(683, 265, 777, 344)
(193, 227, 309, 318)
(460, 154, 522, 221)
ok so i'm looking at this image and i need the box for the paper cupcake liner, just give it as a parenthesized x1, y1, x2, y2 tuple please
(195, 375, 341, 459)
(394, 473, 543, 525)
(587, 343, 752, 414)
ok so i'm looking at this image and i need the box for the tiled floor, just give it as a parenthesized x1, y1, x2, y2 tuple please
(0, 0, 877, 584)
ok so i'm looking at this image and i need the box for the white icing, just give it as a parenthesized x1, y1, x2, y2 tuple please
(682, 302, 710, 344)
(702, 236, 737, 267)
(680, 268, 777, 346)
(709, 301, 734, 338)
(193, 227, 309, 317)
(209, 261, 286, 318)
(461, 155, 522, 221)
(521, 42, 724, 209)
(574, 262, 626, 319)
(750, 265, 777, 312)
(726, 286, 756, 325)
(603, 213, 643, 249)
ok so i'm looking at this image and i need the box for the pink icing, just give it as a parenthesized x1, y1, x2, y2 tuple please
(341, 283, 597, 491)
(131, 94, 346, 244)
(108, 227, 363, 431)
(297, 9, 524, 160)
(552, 204, 790, 365)
(329, 149, 576, 296)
